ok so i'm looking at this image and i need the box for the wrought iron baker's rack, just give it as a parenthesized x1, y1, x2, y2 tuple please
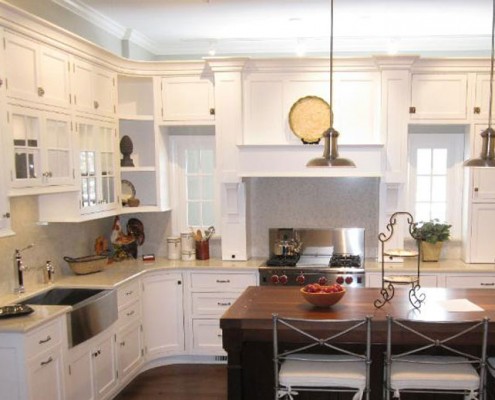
(374, 211, 426, 310)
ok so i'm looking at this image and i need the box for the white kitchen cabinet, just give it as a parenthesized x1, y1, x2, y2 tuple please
(73, 58, 116, 118)
(186, 271, 257, 355)
(0, 315, 66, 400)
(445, 274, 495, 289)
(469, 124, 495, 201)
(473, 73, 495, 121)
(116, 279, 143, 383)
(141, 272, 185, 358)
(7, 105, 75, 191)
(4, 31, 70, 109)
(464, 203, 495, 263)
(78, 118, 118, 215)
(409, 73, 468, 120)
(67, 328, 118, 400)
(160, 76, 215, 123)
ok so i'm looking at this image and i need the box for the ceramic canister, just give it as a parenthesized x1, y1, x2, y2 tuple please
(167, 237, 181, 260)
(180, 232, 196, 261)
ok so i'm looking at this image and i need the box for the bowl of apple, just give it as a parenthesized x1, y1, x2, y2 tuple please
(300, 283, 346, 307)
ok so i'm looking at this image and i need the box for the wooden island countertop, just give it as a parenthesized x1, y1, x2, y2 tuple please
(220, 286, 495, 400)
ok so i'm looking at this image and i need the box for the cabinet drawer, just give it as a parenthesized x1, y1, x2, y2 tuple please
(191, 292, 240, 316)
(190, 272, 257, 291)
(118, 280, 140, 308)
(445, 275, 495, 289)
(26, 318, 62, 357)
(118, 299, 141, 326)
(191, 319, 224, 353)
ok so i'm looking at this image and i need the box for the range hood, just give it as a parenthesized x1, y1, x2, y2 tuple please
(237, 143, 384, 177)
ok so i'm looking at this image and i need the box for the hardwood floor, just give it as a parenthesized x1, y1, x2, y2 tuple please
(113, 364, 227, 400)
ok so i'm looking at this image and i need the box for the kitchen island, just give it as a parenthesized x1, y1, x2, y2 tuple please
(220, 286, 495, 400)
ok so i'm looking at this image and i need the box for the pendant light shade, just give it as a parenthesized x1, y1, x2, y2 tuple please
(464, 0, 495, 168)
(306, 0, 355, 168)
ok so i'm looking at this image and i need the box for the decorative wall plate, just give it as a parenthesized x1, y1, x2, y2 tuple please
(121, 179, 136, 204)
(288, 96, 331, 144)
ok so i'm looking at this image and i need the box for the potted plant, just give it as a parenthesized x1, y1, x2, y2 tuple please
(412, 219, 452, 262)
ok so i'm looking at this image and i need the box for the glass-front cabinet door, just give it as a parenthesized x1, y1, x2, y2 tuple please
(10, 107, 42, 187)
(78, 119, 117, 214)
(8, 105, 74, 189)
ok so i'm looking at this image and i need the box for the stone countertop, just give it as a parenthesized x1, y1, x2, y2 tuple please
(0, 257, 264, 333)
(365, 258, 495, 273)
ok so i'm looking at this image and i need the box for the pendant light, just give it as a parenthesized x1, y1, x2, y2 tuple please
(464, 0, 495, 167)
(307, 0, 355, 167)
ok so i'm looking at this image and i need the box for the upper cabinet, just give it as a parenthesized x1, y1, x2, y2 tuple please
(7, 105, 75, 191)
(160, 76, 215, 124)
(243, 71, 381, 145)
(409, 73, 468, 120)
(4, 31, 70, 109)
(72, 58, 116, 118)
(473, 73, 495, 121)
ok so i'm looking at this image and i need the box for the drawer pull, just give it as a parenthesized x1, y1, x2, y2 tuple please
(217, 334, 222, 338)
(125, 290, 133, 296)
(39, 336, 52, 344)
(218, 302, 232, 306)
(216, 279, 230, 284)
(126, 310, 135, 317)
(481, 282, 495, 286)
(40, 357, 53, 366)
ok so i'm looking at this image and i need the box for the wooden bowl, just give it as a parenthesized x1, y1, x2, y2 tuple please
(300, 287, 346, 307)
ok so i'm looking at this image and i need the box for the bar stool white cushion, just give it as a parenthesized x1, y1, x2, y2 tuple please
(390, 355, 480, 398)
(279, 353, 366, 400)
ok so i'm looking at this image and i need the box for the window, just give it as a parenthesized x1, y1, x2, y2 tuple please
(170, 133, 217, 233)
(408, 131, 465, 239)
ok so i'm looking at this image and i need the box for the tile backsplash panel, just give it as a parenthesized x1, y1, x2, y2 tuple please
(246, 177, 380, 259)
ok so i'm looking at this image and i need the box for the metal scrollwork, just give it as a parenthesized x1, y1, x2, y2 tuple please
(374, 211, 426, 310)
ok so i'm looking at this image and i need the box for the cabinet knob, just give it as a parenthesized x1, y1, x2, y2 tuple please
(2, 212, 10, 219)
(474, 107, 481, 114)
(409, 106, 416, 114)
(38, 87, 45, 97)
(94, 100, 99, 109)
(474, 187, 479, 192)
(209, 108, 215, 115)
(177, 280, 182, 285)
(0, 78, 3, 87)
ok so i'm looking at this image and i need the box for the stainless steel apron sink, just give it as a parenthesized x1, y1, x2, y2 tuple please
(21, 288, 117, 347)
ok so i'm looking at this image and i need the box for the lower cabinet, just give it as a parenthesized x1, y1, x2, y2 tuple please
(67, 328, 118, 400)
(445, 275, 495, 289)
(117, 320, 143, 382)
(187, 270, 258, 355)
(0, 315, 66, 400)
(141, 272, 185, 358)
(463, 203, 495, 263)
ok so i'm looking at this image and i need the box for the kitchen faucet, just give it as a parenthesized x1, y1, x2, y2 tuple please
(13, 244, 34, 294)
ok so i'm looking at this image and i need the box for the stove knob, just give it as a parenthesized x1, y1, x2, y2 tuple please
(296, 274, 305, 285)
(279, 275, 288, 285)
(336, 276, 344, 285)
(345, 276, 354, 285)
(271, 275, 279, 285)
(318, 276, 328, 286)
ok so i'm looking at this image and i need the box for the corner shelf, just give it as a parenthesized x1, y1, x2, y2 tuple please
(374, 211, 426, 310)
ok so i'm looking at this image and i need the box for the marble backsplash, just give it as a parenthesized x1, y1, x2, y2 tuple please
(245, 177, 380, 259)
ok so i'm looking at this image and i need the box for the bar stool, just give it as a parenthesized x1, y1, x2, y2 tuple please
(487, 358, 495, 400)
(384, 316, 489, 400)
(272, 314, 372, 400)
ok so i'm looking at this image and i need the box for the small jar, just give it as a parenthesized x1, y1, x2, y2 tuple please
(180, 232, 194, 252)
(167, 237, 181, 260)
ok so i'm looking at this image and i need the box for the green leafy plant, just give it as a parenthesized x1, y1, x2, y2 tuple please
(412, 219, 451, 244)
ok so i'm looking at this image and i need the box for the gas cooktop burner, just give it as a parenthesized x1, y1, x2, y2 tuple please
(329, 253, 362, 268)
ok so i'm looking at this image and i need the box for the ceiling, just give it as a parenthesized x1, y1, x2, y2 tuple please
(51, 0, 494, 58)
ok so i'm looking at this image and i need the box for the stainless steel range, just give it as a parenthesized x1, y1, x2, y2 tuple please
(259, 228, 365, 288)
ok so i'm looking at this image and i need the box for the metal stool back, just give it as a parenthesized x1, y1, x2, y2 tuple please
(273, 314, 372, 400)
(385, 316, 489, 399)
